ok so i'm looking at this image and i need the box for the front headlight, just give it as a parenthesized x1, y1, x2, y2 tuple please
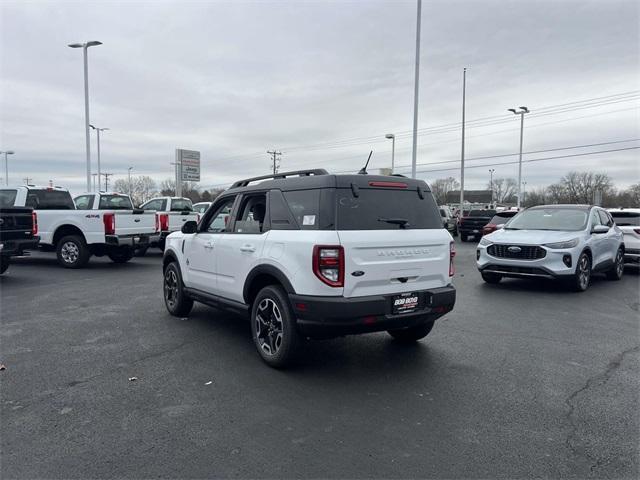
(543, 238, 579, 249)
(479, 237, 492, 246)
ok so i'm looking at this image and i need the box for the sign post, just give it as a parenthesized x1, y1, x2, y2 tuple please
(175, 149, 200, 197)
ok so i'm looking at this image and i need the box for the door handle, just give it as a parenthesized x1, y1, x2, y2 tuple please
(240, 244, 256, 253)
(204, 242, 214, 250)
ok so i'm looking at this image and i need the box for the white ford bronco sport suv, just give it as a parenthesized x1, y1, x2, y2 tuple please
(162, 169, 456, 367)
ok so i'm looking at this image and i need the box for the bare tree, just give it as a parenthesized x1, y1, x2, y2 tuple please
(489, 178, 517, 203)
(560, 171, 613, 204)
(113, 175, 157, 206)
(430, 177, 460, 204)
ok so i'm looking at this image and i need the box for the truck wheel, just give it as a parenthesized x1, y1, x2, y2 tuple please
(460, 234, 467, 242)
(388, 320, 435, 342)
(163, 262, 193, 317)
(108, 248, 134, 264)
(605, 248, 624, 281)
(134, 246, 148, 257)
(251, 285, 301, 368)
(56, 235, 90, 269)
(0, 257, 9, 274)
(481, 272, 502, 284)
(569, 252, 591, 292)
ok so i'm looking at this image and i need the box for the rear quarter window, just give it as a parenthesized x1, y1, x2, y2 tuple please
(26, 190, 75, 210)
(0, 189, 18, 207)
(336, 188, 442, 230)
(171, 199, 193, 212)
(611, 212, 640, 226)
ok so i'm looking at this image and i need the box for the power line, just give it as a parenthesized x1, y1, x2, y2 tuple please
(412, 146, 640, 175)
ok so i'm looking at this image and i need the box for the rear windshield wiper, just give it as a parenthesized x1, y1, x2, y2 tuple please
(378, 217, 410, 229)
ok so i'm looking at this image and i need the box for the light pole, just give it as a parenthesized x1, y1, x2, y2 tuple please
(460, 67, 467, 210)
(128, 167, 133, 196)
(508, 106, 529, 209)
(0, 151, 14, 186)
(90, 125, 109, 189)
(92, 173, 98, 192)
(522, 181, 527, 207)
(411, 0, 422, 179)
(489, 168, 495, 206)
(385, 134, 395, 174)
(68, 40, 102, 192)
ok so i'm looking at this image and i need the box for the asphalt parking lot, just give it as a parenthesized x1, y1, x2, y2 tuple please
(1, 240, 638, 479)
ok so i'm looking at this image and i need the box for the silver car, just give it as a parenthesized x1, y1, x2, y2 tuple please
(477, 205, 625, 291)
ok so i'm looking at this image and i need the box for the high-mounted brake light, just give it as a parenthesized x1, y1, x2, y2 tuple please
(31, 211, 38, 236)
(313, 245, 344, 287)
(103, 213, 115, 235)
(368, 181, 408, 188)
(449, 241, 456, 277)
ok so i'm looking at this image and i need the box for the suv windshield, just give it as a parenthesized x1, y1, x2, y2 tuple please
(0, 189, 17, 207)
(171, 199, 193, 212)
(506, 208, 588, 231)
(611, 211, 640, 226)
(469, 209, 496, 216)
(99, 195, 133, 210)
(336, 188, 442, 230)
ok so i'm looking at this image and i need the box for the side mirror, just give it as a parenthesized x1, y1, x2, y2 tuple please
(181, 220, 198, 234)
(592, 225, 609, 234)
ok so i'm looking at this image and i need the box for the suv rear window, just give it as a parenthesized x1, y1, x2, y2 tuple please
(0, 189, 17, 207)
(336, 188, 442, 230)
(26, 190, 75, 210)
(469, 209, 496, 216)
(611, 211, 640, 226)
(99, 195, 133, 210)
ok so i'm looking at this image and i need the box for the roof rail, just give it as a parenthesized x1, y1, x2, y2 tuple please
(230, 169, 329, 188)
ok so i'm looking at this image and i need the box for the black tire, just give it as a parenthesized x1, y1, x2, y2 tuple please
(134, 246, 149, 257)
(460, 234, 467, 242)
(388, 320, 435, 342)
(606, 248, 624, 281)
(158, 240, 166, 252)
(481, 272, 502, 284)
(163, 262, 193, 317)
(453, 227, 458, 237)
(250, 285, 301, 368)
(107, 248, 134, 264)
(0, 257, 9, 274)
(570, 252, 591, 292)
(56, 235, 90, 269)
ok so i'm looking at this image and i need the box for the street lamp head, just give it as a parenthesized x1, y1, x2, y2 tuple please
(86, 41, 103, 47)
(89, 124, 96, 130)
(508, 108, 517, 114)
(385, 134, 395, 139)
(519, 106, 529, 113)
(5, 151, 15, 155)
(68, 43, 83, 48)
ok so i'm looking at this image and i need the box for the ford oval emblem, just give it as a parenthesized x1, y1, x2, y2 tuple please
(507, 246, 522, 253)
(351, 271, 365, 277)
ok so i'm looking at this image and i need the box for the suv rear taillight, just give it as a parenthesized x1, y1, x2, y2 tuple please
(31, 211, 38, 236)
(158, 213, 169, 232)
(449, 241, 456, 277)
(313, 245, 344, 287)
(103, 213, 115, 235)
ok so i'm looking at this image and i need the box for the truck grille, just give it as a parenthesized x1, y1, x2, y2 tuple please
(487, 244, 546, 260)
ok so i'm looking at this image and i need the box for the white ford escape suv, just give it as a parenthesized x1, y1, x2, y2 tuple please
(161, 169, 456, 367)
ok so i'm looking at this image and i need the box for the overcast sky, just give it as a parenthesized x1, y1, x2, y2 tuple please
(1, 0, 638, 195)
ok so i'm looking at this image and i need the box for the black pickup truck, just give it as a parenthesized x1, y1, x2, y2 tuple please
(0, 207, 39, 274)
(458, 209, 496, 242)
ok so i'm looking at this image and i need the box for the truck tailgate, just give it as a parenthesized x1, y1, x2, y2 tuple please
(0, 207, 35, 241)
(167, 212, 199, 232)
(113, 211, 156, 236)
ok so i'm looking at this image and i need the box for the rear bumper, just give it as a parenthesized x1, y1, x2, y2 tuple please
(149, 232, 170, 246)
(289, 286, 456, 338)
(624, 248, 640, 264)
(0, 237, 39, 256)
(105, 234, 150, 248)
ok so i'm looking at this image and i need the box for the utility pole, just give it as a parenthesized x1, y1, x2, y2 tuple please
(23, 177, 32, 185)
(459, 67, 467, 210)
(90, 125, 109, 186)
(411, 0, 422, 179)
(267, 150, 282, 175)
(0, 151, 15, 186)
(489, 169, 495, 206)
(508, 106, 530, 209)
(128, 167, 133, 196)
(102, 172, 113, 192)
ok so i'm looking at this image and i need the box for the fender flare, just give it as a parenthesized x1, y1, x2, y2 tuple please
(243, 264, 296, 303)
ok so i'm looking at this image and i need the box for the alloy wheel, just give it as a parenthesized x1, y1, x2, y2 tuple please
(578, 255, 590, 290)
(61, 241, 79, 264)
(615, 250, 624, 277)
(164, 269, 178, 309)
(255, 298, 283, 356)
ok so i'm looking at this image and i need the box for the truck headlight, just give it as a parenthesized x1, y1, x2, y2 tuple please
(479, 237, 492, 246)
(543, 238, 579, 249)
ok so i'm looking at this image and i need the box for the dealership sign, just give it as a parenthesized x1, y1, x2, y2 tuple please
(177, 149, 200, 182)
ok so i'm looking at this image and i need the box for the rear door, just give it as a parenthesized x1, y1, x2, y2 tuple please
(335, 185, 452, 298)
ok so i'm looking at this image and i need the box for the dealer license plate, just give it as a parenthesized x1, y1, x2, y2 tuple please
(392, 293, 419, 315)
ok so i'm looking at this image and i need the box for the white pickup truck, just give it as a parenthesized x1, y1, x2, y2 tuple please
(138, 196, 199, 254)
(1, 185, 155, 268)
